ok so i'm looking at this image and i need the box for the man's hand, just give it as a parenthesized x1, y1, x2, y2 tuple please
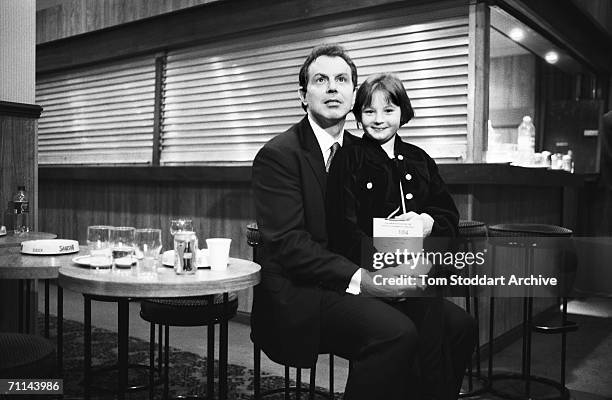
(360, 266, 426, 298)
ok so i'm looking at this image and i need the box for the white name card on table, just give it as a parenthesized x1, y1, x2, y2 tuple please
(373, 218, 423, 256)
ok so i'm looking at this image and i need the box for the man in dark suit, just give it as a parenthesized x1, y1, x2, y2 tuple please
(252, 44, 474, 400)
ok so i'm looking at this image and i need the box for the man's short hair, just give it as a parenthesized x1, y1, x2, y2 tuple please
(298, 44, 358, 93)
(353, 73, 415, 126)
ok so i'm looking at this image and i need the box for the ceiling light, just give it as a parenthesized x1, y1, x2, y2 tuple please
(545, 51, 559, 64)
(509, 28, 525, 41)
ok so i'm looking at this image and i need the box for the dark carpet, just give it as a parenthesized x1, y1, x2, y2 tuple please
(39, 315, 340, 400)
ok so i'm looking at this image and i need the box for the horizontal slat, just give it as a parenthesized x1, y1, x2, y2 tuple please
(162, 104, 466, 124)
(40, 112, 154, 128)
(162, 115, 466, 135)
(41, 139, 152, 151)
(39, 152, 151, 165)
(40, 100, 156, 119)
(39, 127, 153, 140)
(39, 120, 154, 134)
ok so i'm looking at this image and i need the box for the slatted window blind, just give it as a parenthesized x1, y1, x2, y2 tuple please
(161, 14, 468, 165)
(36, 56, 156, 165)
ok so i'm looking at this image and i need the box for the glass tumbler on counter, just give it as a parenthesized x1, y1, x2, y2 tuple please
(135, 228, 162, 276)
(110, 226, 136, 269)
(87, 225, 113, 270)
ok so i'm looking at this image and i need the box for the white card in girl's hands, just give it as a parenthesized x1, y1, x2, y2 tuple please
(372, 218, 423, 237)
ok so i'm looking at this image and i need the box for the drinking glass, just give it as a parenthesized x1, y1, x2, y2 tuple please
(135, 228, 162, 275)
(110, 226, 136, 269)
(87, 225, 112, 269)
(170, 218, 193, 236)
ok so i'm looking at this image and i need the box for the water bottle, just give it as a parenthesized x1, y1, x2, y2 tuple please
(11, 185, 30, 233)
(517, 116, 536, 154)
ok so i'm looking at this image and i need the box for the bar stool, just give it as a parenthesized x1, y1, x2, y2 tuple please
(246, 222, 336, 400)
(140, 294, 238, 400)
(0, 332, 56, 378)
(486, 223, 577, 400)
(457, 220, 488, 398)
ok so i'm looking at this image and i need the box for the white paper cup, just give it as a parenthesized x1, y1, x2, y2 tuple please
(206, 238, 231, 271)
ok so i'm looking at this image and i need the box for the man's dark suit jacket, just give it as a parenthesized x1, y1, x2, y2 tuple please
(251, 116, 359, 367)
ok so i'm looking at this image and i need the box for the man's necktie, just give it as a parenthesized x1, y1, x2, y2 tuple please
(325, 142, 340, 173)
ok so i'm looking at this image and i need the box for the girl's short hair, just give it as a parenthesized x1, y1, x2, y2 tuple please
(353, 73, 414, 126)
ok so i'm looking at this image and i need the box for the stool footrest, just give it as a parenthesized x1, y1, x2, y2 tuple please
(258, 385, 331, 398)
(488, 371, 570, 400)
(84, 363, 161, 393)
(532, 321, 578, 334)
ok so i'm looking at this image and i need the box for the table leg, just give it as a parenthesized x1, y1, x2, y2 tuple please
(149, 323, 155, 400)
(207, 321, 215, 399)
(25, 279, 31, 334)
(164, 325, 169, 400)
(57, 285, 63, 375)
(219, 293, 229, 400)
(84, 295, 92, 400)
(18, 279, 24, 333)
(117, 299, 129, 400)
(45, 280, 50, 338)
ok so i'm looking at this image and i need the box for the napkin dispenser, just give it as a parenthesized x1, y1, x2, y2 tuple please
(21, 239, 79, 255)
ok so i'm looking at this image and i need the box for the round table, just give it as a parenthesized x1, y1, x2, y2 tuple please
(0, 246, 67, 372)
(59, 256, 261, 400)
(0, 231, 57, 249)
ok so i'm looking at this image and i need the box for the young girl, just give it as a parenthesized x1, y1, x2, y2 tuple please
(326, 72, 459, 264)
(326, 73, 467, 400)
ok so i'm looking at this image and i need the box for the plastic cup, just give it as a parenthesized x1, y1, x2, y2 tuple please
(206, 238, 231, 271)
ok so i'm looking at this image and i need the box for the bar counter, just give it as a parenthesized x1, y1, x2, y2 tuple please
(39, 163, 583, 186)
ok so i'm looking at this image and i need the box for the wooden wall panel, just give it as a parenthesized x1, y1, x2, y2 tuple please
(37, 0, 221, 44)
(471, 185, 563, 226)
(0, 116, 38, 232)
(1, 106, 40, 332)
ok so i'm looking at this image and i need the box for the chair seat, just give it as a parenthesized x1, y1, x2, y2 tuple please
(140, 294, 238, 326)
(488, 223, 572, 237)
(458, 220, 487, 238)
(0, 333, 56, 378)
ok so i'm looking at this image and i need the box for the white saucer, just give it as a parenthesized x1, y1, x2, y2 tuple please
(72, 255, 92, 266)
(72, 255, 137, 267)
